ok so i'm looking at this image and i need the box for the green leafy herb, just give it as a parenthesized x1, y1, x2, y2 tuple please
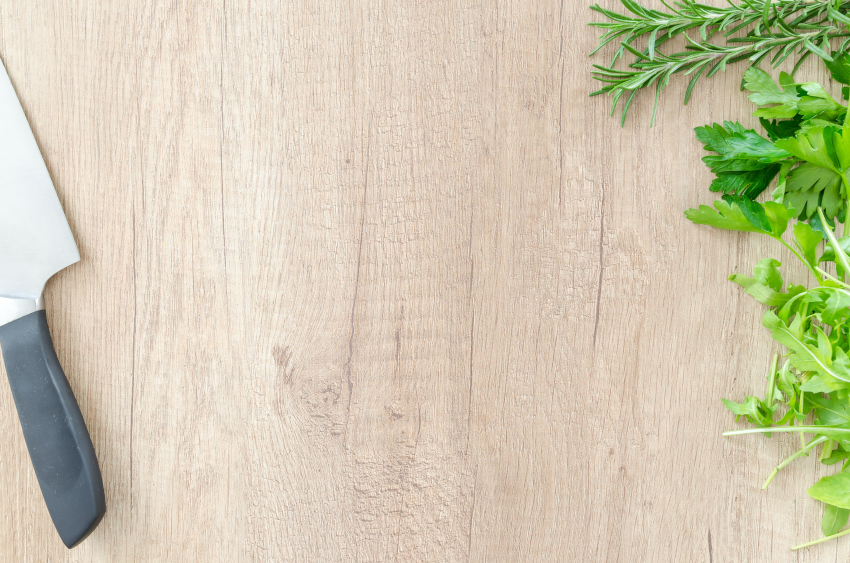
(686, 189, 850, 548)
(693, 72, 850, 223)
(589, 0, 850, 124)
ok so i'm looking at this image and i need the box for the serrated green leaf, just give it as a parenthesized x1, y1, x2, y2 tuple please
(724, 195, 771, 231)
(772, 126, 850, 220)
(685, 200, 767, 234)
(744, 68, 800, 119)
(709, 167, 782, 198)
(722, 396, 774, 426)
(825, 52, 850, 86)
(696, 121, 789, 199)
(729, 274, 789, 307)
(760, 116, 802, 141)
(775, 126, 842, 171)
(797, 83, 846, 121)
(783, 163, 843, 219)
(763, 201, 795, 237)
(686, 198, 797, 238)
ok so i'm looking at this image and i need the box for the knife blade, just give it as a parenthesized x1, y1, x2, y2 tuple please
(0, 57, 105, 548)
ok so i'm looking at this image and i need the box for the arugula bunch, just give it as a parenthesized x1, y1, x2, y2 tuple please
(686, 65, 850, 549)
(687, 196, 850, 548)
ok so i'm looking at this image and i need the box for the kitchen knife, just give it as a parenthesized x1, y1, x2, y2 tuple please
(0, 57, 105, 548)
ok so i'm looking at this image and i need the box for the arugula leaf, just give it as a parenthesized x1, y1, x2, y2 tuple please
(823, 504, 850, 537)
(722, 396, 774, 426)
(729, 275, 789, 307)
(821, 290, 850, 325)
(809, 395, 850, 427)
(744, 68, 800, 119)
(823, 450, 850, 466)
(728, 258, 797, 307)
(809, 472, 850, 509)
(753, 258, 783, 291)
(763, 311, 850, 382)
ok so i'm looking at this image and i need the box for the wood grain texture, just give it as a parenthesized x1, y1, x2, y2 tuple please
(0, 0, 845, 561)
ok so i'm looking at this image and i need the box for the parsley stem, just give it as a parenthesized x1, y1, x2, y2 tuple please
(791, 526, 850, 550)
(762, 435, 827, 489)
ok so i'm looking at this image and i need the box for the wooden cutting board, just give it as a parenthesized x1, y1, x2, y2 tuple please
(0, 0, 840, 561)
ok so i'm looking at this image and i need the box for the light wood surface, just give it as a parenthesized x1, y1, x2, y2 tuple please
(0, 0, 845, 561)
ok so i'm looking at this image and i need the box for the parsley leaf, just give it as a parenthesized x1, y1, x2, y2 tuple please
(695, 122, 787, 198)
(685, 198, 794, 238)
(797, 83, 845, 122)
(744, 68, 800, 119)
(760, 116, 802, 142)
(825, 51, 850, 86)
(775, 126, 850, 220)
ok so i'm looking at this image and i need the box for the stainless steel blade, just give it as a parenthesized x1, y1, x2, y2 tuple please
(0, 57, 79, 300)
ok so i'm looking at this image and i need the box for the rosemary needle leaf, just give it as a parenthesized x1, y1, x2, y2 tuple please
(589, 0, 850, 124)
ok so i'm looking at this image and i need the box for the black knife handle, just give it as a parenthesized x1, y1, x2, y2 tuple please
(0, 310, 105, 548)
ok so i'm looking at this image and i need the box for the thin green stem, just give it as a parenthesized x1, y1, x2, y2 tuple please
(841, 169, 850, 238)
(816, 267, 850, 287)
(820, 438, 834, 462)
(778, 238, 823, 283)
(724, 426, 850, 436)
(763, 435, 828, 489)
(819, 207, 850, 283)
(792, 526, 850, 550)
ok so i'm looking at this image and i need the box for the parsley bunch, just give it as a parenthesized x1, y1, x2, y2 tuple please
(686, 63, 850, 549)
(697, 55, 850, 224)
(590, 0, 850, 124)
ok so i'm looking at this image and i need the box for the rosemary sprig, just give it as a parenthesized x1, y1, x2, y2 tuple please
(590, 0, 850, 125)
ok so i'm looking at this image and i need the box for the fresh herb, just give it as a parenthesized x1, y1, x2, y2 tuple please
(695, 64, 850, 223)
(589, 0, 850, 124)
(687, 196, 850, 549)
(686, 69, 850, 549)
